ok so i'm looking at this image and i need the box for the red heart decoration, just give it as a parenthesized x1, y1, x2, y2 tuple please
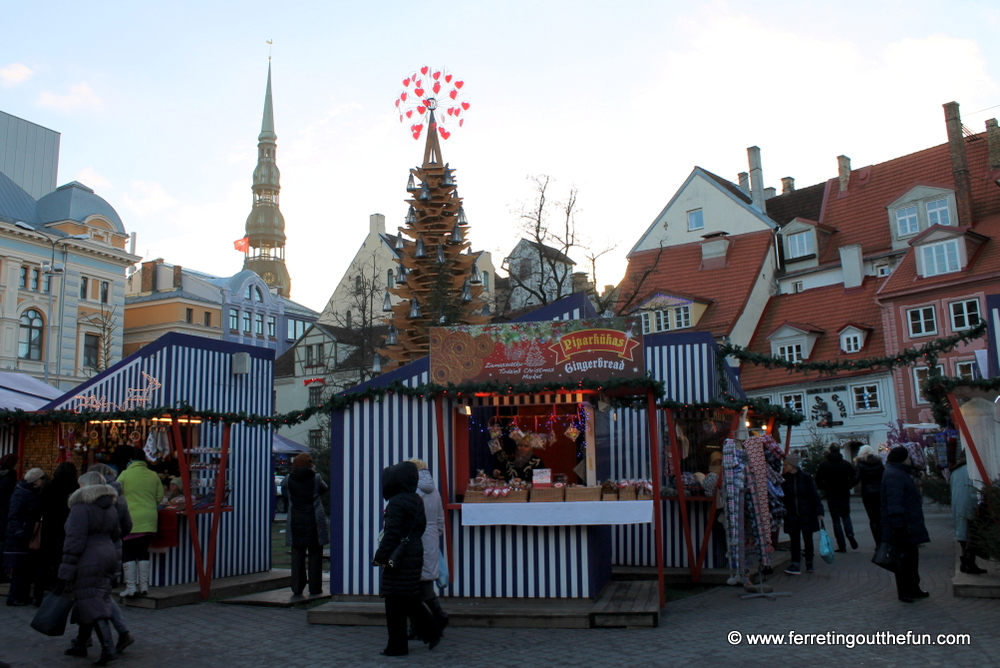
(394, 99, 400, 107)
(405, 110, 413, 118)
(459, 119, 464, 127)
(446, 108, 454, 116)
(461, 101, 470, 110)
(455, 80, 464, 89)
(454, 108, 461, 116)
(416, 106, 426, 114)
(420, 65, 429, 75)
(439, 127, 450, 139)
(403, 78, 410, 87)
(414, 87, 424, 97)
(412, 131, 421, 139)
(449, 89, 458, 100)
(433, 70, 441, 80)
(432, 81, 441, 94)
(415, 79, 422, 87)
(444, 74, 452, 83)
(400, 92, 408, 101)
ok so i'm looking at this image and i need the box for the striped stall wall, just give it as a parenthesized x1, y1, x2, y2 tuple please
(607, 331, 735, 568)
(44, 334, 274, 587)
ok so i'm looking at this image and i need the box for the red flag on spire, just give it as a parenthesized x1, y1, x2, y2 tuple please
(234, 236, 250, 253)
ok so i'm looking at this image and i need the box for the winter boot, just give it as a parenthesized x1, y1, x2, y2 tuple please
(65, 624, 92, 657)
(93, 619, 117, 666)
(121, 562, 137, 598)
(137, 560, 151, 595)
(426, 597, 450, 630)
(960, 542, 988, 575)
(115, 632, 135, 654)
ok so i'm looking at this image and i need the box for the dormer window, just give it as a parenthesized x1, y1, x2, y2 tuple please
(921, 239, 960, 277)
(896, 206, 918, 236)
(787, 231, 814, 259)
(842, 333, 861, 353)
(778, 344, 802, 363)
(636, 295, 698, 334)
(926, 199, 950, 226)
(768, 323, 822, 361)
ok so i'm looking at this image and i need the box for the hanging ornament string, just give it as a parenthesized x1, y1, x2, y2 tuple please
(395, 65, 471, 140)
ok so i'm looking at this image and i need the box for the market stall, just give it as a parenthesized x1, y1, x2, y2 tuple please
(17, 333, 276, 597)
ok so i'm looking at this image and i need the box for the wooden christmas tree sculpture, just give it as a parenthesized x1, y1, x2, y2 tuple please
(380, 67, 487, 370)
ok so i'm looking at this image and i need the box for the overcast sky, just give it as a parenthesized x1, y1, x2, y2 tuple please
(4, 1, 1000, 312)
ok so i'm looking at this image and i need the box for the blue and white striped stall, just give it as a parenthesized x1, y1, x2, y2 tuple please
(42, 333, 274, 587)
(329, 296, 743, 598)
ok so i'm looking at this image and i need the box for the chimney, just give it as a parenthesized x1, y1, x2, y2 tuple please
(839, 244, 864, 289)
(173, 265, 183, 289)
(781, 177, 795, 194)
(140, 259, 162, 293)
(986, 118, 1000, 170)
(943, 102, 973, 227)
(571, 271, 591, 294)
(370, 213, 386, 235)
(763, 187, 776, 200)
(747, 147, 766, 212)
(837, 156, 851, 192)
(738, 172, 750, 194)
(701, 231, 731, 269)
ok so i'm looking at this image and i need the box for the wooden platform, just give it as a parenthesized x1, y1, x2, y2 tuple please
(220, 574, 331, 607)
(307, 580, 659, 629)
(119, 569, 292, 609)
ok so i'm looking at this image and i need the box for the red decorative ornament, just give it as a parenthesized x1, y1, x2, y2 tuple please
(394, 66, 471, 140)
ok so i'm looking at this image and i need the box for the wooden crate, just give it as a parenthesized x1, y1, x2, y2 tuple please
(529, 487, 565, 502)
(564, 487, 602, 502)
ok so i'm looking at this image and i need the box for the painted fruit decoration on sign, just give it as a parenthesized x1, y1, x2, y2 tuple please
(394, 66, 471, 140)
(429, 318, 643, 386)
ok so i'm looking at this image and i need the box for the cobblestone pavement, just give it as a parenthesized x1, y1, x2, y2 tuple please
(2, 500, 997, 668)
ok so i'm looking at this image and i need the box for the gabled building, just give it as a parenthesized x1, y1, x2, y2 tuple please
(1, 111, 140, 389)
(500, 238, 577, 312)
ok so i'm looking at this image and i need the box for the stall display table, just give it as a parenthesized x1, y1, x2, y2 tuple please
(460, 500, 653, 526)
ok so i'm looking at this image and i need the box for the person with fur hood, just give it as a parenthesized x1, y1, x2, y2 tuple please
(59, 471, 124, 665)
(410, 459, 449, 632)
(373, 461, 441, 657)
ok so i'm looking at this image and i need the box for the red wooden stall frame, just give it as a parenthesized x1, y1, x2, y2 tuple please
(946, 393, 993, 488)
(172, 417, 233, 599)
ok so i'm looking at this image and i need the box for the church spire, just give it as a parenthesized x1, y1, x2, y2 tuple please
(243, 61, 291, 296)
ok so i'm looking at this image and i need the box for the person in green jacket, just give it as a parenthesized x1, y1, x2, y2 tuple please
(116, 450, 164, 597)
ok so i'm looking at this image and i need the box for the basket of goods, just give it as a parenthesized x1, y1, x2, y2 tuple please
(564, 485, 602, 502)
(617, 479, 637, 501)
(635, 480, 654, 500)
(601, 479, 619, 501)
(529, 486, 565, 502)
(463, 472, 492, 503)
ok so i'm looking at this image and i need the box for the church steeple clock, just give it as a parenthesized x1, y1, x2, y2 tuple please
(242, 61, 292, 296)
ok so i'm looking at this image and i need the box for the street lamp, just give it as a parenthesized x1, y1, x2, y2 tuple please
(39, 232, 90, 385)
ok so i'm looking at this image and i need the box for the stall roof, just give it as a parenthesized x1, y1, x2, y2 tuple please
(274, 433, 309, 453)
(0, 371, 63, 411)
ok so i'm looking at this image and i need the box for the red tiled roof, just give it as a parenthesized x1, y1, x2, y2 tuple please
(739, 277, 887, 390)
(766, 182, 826, 227)
(618, 229, 773, 337)
(817, 138, 1000, 263)
(878, 212, 1000, 297)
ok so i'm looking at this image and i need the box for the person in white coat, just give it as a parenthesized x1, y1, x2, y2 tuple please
(410, 459, 448, 631)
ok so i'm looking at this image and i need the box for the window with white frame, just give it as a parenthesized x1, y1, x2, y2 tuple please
(242, 311, 251, 333)
(687, 209, 704, 231)
(896, 206, 919, 236)
(956, 360, 978, 381)
(778, 344, 803, 363)
(229, 309, 238, 331)
(950, 299, 980, 331)
(308, 429, 325, 449)
(842, 333, 862, 353)
(876, 263, 892, 277)
(782, 393, 804, 414)
(921, 239, 960, 277)
(792, 281, 804, 293)
(787, 231, 814, 259)
(912, 365, 944, 404)
(255, 313, 264, 335)
(267, 315, 276, 338)
(18, 309, 44, 360)
(851, 384, 880, 412)
(907, 306, 937, 337)
(926, 199, 951, 227)
(673, 305, 691, 329)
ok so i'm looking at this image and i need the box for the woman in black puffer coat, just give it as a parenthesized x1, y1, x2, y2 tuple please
(38, 461, 78, 590)
(60, 472, 124, 665)
(373, 461, 441, 657)
(854, 445, 884, 544)
(283, 453, 329, 596)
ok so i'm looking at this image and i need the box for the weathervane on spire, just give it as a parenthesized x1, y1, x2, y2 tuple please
(394, 66, 471, 141)
(267, 39, 273, 60)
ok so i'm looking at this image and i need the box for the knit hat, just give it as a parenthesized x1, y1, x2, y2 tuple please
(24, 468, 46, 483)
(887, 446, 910, 463)
(784, 452, 800, 469)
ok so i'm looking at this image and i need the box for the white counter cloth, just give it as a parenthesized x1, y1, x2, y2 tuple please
(460, 500, 653, 526)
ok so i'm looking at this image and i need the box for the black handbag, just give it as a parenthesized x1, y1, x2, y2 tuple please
(30, 589, 74, 637)
(387, 536, 409, 569)
(872, 542, 901, 573)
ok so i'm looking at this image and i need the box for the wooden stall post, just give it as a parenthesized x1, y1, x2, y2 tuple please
(645, 390, 666, 607)
(946, 393, 993, 488)
(665, 409, 697, 582)
(203, 422, 232, 589)
(433, 395, 453, 578)
(171, 417, 208, 597)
